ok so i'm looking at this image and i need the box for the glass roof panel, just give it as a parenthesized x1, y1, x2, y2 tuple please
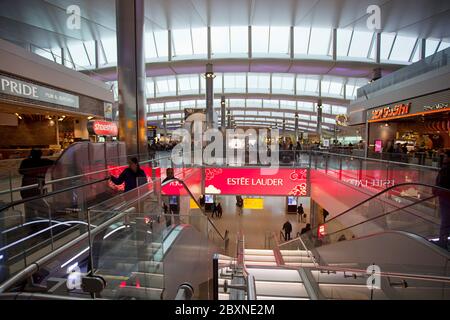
(101, 38, 117, 64)
(155, 31, 168, 57)
(192, 28, 207, 55)
(390, 35, 416, 62)
(426, 39, 440, 57)
(172, 29, 192, 56)
(252, 26, 270, 53)
(293, 27, 310, 55)
(380, 33, 396, 60)
(230, 26, 248, 53)
(337, 29, 352, 56)
(269, 26, 290, 54)
(68, 42, 90, 68)
(348, 31, 373, 58)
(145, 32, 158, 59)
(309, 28, 331, 55)
(438, 42, 450, 52)
(211, 27, 230, 54)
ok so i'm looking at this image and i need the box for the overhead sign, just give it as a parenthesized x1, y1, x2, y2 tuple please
(88, 120, 118, 137)
(204, 168, 308, 196)
(0, 74, 79, 108)
(370, 103, 410, 121)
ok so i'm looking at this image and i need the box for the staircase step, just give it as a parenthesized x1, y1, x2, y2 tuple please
(245, 261, 278, 266)
(282, 255, 314, 262)
(255, 280, 309, 298)
(128, 272, 164, 289)
(280, 250, 311, 257)
(248, 268, 303, 283)
(245, 255, 276, 262)
(245, 249, 274, 255)
(285, 262, 316, 267)
(319, 284, 387, 300)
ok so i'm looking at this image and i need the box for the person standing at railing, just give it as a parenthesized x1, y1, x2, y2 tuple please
(162, 168, 180, 226)
(19, 149, 54, 232)
(435, 150, 450, 249)
(110, 157, 147, 192)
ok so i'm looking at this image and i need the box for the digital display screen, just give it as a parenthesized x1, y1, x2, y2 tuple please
(205, 195, 214, 204)
(287, 196, 297, 206)
(169, 196, 178, 205)
(375, 140, 382, 153)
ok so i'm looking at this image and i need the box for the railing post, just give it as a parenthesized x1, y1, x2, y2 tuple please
(212, 253, 219, 300)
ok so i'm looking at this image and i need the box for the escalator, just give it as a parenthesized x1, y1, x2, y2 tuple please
(217, 183, 450, 300)
(0, 174, 228, 300)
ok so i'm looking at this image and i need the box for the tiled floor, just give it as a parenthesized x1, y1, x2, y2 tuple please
(199, 196, 311, 250)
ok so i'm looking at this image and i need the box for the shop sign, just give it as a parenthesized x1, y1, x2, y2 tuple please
(88, 120, 118, 136)
(0, 75, 79, 108)
(204, 168, 309, 196)
(423, 103, 449, 112)
(318, 224, 326, 238)
(370, 103, 410, 121)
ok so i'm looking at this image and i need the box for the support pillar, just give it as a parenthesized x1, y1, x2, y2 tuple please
(294, 113, 299, 143)
(116, 0, 148, 157)
(205, 63, 215, 129)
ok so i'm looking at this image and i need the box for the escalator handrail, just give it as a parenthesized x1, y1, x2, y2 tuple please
(310, 150, 441, 171)
(161, 177, 228, 242)
(0, 177, 109, 213)
(312, 182, 448, 229)
(0, 207, 134, 293)
(323, 195, 439, 240)
(0, 152, 175, 197)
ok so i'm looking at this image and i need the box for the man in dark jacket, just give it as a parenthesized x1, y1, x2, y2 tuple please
(110, 157, 147, 192)
(19, 149, 54, 230)
(436, 151, 450, 249)
(282, 220, 293, 241)
(19, 149, 54, 199)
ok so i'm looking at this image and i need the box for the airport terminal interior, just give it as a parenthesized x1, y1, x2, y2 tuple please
(0, 0, 449, 301)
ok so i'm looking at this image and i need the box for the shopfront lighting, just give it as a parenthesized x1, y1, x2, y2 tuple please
(14, 113, 22, 120)
(87, 116, 94, 120)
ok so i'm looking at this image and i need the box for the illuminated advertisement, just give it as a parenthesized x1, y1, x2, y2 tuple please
(370, 103, 410, 121)
(204, 168, 308, 196)
(158, 167, 202, 196)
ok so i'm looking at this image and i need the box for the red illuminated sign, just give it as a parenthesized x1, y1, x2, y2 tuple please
(318, 224, 326, 238)
(88, 120, 118, 136)
(370, 103, 410, 121)
(204, 168, 308, 196)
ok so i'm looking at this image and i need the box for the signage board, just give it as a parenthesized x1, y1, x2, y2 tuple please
(204, 168, 308, 196)
(88, 120, 118, 137)
(370, 103, 410, 121)
(0, 75, 79, 108)
(243, 198, 264, 210)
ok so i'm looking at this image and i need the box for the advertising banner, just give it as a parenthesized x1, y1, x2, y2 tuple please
(204, 168, 308, 196)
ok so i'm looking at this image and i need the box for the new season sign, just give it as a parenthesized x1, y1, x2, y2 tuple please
(204, 168, 309, 196)
(0, 75, 79, 108)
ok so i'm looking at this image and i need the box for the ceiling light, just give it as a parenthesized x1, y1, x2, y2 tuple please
(87, 116, 94, 120)
(14, 113, 23, 120)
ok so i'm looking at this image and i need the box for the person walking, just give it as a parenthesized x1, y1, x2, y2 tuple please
(282, 220, 293, 241)
(236, 196, 244, 215)
(217, 202, 223, 219)
(297, 203, 305, 223)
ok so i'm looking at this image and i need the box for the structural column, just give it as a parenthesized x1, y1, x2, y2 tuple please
(317, 100, 323, 138)
(116, 0, 148, 157)
(205, 63, 215, 129)
(294, 113, 299, 143)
